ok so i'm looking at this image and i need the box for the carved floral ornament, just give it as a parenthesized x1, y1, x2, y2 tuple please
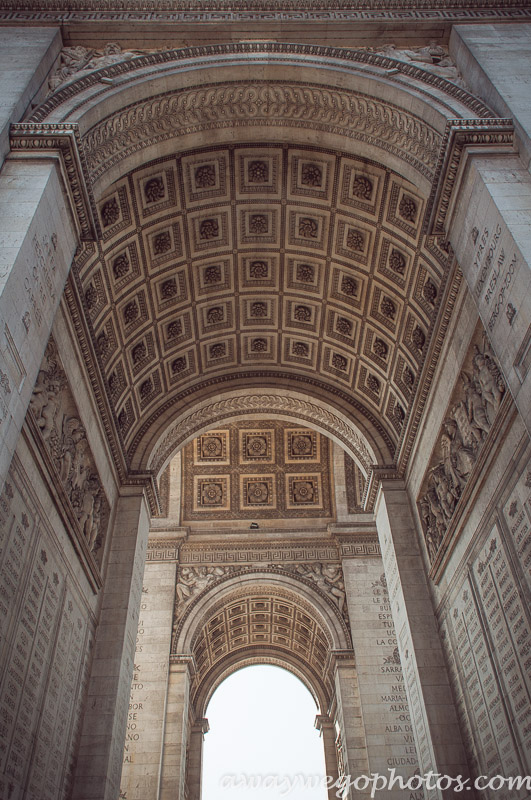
(149, 393, 376, 478)
(418, 337, 506, 568)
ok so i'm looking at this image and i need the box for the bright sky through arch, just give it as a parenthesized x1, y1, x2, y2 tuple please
(202, 665, 328, 799)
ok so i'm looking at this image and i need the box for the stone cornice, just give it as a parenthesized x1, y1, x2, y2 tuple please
(426, 119, 515, 238)
(1, 0, 530, 22)
(9, 123, 99, 242)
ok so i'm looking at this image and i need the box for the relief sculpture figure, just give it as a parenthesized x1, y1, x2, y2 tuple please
(30, 339, 108, 559)
(418, 338, 505, 563)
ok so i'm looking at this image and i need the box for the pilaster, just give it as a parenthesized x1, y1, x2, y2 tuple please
(119, 558, 178, 800)
(159, 656, 194, 800)
(375, 480, 471, 799)
(72, 487, 150, 800)
(342, 554, 420, 798)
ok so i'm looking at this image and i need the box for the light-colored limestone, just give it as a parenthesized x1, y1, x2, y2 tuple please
(0, 28, 61, 168)
(0, 17, 530, 800)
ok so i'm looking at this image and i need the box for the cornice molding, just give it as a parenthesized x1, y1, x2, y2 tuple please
(426, 119, 515, 237)
(9, 124, 99, 242)
(1, 0, 530, 22)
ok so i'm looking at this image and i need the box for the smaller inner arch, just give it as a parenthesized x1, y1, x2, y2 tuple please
(202, 664, 328, 800)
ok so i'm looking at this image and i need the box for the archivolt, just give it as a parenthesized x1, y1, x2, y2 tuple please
(146, 389, 380, 477)
(173, 574, 353, 715)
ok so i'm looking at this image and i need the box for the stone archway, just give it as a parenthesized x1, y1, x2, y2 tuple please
(124, 567, 359, 800)
(2, 29, 529, 800)
(6, 41, 512, 494)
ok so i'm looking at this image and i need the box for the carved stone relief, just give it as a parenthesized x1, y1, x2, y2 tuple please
(418, 335, 506, 565)
(181, 421, 333, 521)
(29, 337, 109, 563)
(172, 561, 350, 631)
(371, 43, 465, 87)
(48, 42, 152, 93)
(276, 563, 347, 615)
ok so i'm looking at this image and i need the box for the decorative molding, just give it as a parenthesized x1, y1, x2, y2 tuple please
(82, 80, 441, 183)
(149, 393, 376, 476)
(339, 538, 381, 557)
(179, 541, 341, 564)
(146, 541, 181, 561)
(9, 124, 99, 242)
(146, 538, 382, 563)
(362, 464, 402, 511)
(395, 258, 462, 479)
(426, 120, 514, 237)
(2, 3, 530, 24)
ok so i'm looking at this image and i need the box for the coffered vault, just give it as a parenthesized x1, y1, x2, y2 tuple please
(2, 19, 531, 800)
(9, 43, 513, 498)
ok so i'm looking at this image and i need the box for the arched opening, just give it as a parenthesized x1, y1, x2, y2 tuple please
(4, 27, 525, 800)
(202, 664, 328, 800)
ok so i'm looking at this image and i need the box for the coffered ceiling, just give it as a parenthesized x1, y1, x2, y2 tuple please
(190, 591, 332, 709)
(181, 422, 334, 522)
(74, 142, 452, 468)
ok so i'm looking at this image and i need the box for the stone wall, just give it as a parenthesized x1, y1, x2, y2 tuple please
(406, 285, 531, 795)
(0, 440, 97, 800)
(435, 434, 531, 798)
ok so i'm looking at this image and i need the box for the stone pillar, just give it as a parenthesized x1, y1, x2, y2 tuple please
(343, 554, 420, 798)
(0, 156, 78, 494)
(119, 558, 177, 800)
(331, 652, 370, 798)
(375, 480, 471, 799)
(159, 657, 194, 800)
(0, 27, 61, 167)
(187, 718, 210, 800)
(447, 153, 531, 436)
(72, 487, 150, 800)
(315, 714, 339, 800)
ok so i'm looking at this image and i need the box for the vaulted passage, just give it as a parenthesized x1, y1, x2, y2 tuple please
(79, 142, 450, 475)
(0, 19, 530, 800)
